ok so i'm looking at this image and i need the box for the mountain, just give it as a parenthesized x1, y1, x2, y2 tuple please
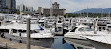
(74, 8, 111, 14)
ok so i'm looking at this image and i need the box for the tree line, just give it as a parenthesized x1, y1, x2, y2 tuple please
(65, 13, 111, 18)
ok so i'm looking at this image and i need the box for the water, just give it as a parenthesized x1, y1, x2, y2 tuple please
(64, 37, 111, 49)
(5, 35, 111, 49)
(51, 36, 74, 49)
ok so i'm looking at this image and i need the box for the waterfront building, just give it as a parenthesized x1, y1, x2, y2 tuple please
(0, 0, 16, 13)
(0, 0, 6, 9)
(17, 4, 25, 12)
(17, 4, 34, 13)
(6, 0, 16, 9)
(38, 2, 66, 16)
(28, 7, 33, 12)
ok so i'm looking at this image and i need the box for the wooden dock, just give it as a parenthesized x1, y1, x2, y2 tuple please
(0, 36, 50, 49)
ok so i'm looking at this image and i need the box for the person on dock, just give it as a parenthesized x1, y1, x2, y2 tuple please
(0, 32, 4, 38)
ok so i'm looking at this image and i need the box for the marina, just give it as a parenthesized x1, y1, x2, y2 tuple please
(0, 0, 111, 49)
(0, 13, 111, 49)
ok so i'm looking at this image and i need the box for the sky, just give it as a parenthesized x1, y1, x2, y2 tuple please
(16, 0, 111, 13)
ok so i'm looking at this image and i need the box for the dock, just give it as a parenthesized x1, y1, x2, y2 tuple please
(0, 36, 50, 49)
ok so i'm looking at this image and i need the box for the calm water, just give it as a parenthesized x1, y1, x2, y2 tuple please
(6, 35, 111, 49)
(51, 36, 74, 49)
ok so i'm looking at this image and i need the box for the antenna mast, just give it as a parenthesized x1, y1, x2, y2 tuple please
(86, 6, 88, 17)
(101, 9, 103, 17)
(109, 11, 110, 17)
(50, 0, 53, 17)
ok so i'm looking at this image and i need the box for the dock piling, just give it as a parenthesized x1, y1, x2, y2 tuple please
(27, 18, 30, 49)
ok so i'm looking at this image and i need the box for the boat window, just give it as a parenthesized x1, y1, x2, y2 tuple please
(13, 29, 17, 33)
(58, 21, 61, 23)
(5, 21, 11, 23)
(41, 19, 44, 20)
(77, 46, 84, 49)
(108, 26, 111, 28)
(0, 29, 9, 33)
(78, 27, 93, 31)
(30, 30, 38, 33)
(66, 19, 69, 21)
(18, 30, 26, 33)
(85, 48, 92, 49)
(49, 20, 53, 22)
(70, 27, 77, 32)
(58, 27, 62, 31)
(103, 27, 105, 30)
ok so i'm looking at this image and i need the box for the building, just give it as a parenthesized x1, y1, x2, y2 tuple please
(0, 0, 16, 13)
(52, 2, 59, 9)
(27, 7, 33, 12)
(17, 4, 34, 12)
(0, 0, 6, 9)
(6, 0, 16, 9)
(0, 0, 2, 8)
(17, 4, 34, 14)
(17, 4, 25, 11)
(38, 2, 66, 16)
(43, 9, 66, 16)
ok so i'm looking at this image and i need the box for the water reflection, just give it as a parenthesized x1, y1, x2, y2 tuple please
(8, 35, 111, 49)
(64, 38, 95, 49)
(51, 36, 74, 49)
(64, 37, 111, 49)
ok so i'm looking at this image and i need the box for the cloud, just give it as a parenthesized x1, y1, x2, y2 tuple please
(16, 0, 111, 13)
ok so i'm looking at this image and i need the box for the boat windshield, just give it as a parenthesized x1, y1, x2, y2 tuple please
(30, 30, 38, 33)
(78, 27, 93, 31)
(66, 19, 69, 21)
(49, 20, 53, 22)
(70, 27, 77, 32)
(11, 29, 39, 34)
(58, 21, 62, 23)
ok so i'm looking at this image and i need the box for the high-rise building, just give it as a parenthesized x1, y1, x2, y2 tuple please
(11, 0, 16, 9)
(27, 7, 33, 12)
(18, 4, 25, 11)
(0, 0, 6, 9)
(6, 0, 16, 9)
(0, 0, 3, 8)
(0, 0, 16, 13)
(17, 4, 34, 13)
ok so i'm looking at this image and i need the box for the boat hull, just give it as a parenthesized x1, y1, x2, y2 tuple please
(64, 37, 95, 49)
(3, 33, 54, 48)
(89, 39, 111, 49)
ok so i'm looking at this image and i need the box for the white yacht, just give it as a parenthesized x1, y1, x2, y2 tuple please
(38, 17, 46, 27)
(71, 18, 77, 28)
(64, 18, 71, 27)
(76, 17, 94, 26)
(64, 24, 95, 40)
(64, 23, 111, 49)
(56, 20, 64, 35)
(107, 24, 111, 32)
(64, 24, 96, 49)
(64, 24, 109, 45)
(0, 22, 54, 44)
(45, 17, 55, 28)
(81, 33, 111, 49)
